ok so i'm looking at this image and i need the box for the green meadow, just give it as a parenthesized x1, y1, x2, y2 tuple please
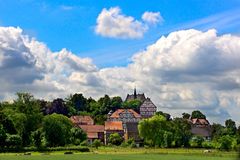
(0, 148, 239, 160)
(0, 154, 237, 160)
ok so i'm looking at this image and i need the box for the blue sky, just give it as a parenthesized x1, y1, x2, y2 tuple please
(1, 0, 240, 67)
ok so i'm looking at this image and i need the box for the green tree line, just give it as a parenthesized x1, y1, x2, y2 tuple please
(0, 92, 240, 151)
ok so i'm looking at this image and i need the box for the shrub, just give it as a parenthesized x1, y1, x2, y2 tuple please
(130, 142, 137, 148)
(218, 135, 233, 151)
(5, 134, 22, 149)
(120, 141, 128, 147)
(70, 127, 87, 145)
(24, 152, 31, 155)
(31, 129, 42, 148)
(126, 138, 134, 145)
(92, 139, 102, 149)
(80, 140, 88, 146)
(202, 141, 214, 149)
(108, 133, 123, 146)
(189, 136, 204, 148)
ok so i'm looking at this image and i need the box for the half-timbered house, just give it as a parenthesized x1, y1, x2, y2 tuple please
(139, 98, 157, 118)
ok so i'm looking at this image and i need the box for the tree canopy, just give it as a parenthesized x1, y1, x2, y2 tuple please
(191, 110, 206, 119)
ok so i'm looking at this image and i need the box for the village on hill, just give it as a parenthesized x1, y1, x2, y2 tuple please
(70, 88, 211, 145)
(0, 89, 238, 152)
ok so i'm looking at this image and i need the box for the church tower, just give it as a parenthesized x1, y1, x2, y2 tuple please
(134, 87, 137, 99)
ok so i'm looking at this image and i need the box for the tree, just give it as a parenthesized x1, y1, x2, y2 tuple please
(110, 96, 123, 111)
(156, 111, 171, 121)
(225, 119, 237, 135)
(31, 129, 42, 148)
(122, 99, 141, 112)
(108, 133, 123, 146)
(5, 134, 22, 149)
(65, 93, 88, 114)
(163, 131, 173, 147)
(218, 135, 233, 151)
(98, 95, 111, 114)
(92, 139, 102, 149)
(8, 93, 43, 146)
(70, 127, 87, 145)
(182, 113, 190, 119)
(42, 114, 73, 147)
(138, 115, 167, 147)
(0, 124, 7, 146)
(0, 103, 17, 134)
(171, 118, 192, 147)
(47, 98, 69, 116)
(211, 123, 226, 139)
(191, 110, 206, 119)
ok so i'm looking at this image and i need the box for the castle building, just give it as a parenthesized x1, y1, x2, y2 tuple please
(125, 88, 157, 118)
(125, 87, 146, 102)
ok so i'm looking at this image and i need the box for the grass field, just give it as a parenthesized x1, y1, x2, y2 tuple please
(0, 153, 238, 160)
(0, 147, 239, 160)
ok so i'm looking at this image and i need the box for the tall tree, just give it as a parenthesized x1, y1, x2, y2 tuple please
(0, 103, 17, 134)
(98, 95, 111, 114)
(191, 110, 206, 119)
(110, 96, 123, 111)
(42, 113, 73, 147)
(65, 93, 88, 113)
(47, 98, 69, 116)
(13, 93, 43, 145)
(138, 115, 167, 147)
(211, 123, 226, 139)
(171, 118, 192, 147)
(182, 113, 190, 119)
(225, 119, 237, 135)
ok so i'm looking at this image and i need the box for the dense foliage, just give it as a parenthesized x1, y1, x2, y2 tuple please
(0, 93, 87, 151)
(138, 115, 192, 147)
(0, 92, 240, 151)
(108, 133, 124, 146)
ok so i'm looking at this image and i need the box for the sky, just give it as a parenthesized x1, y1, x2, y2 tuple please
(0, 0, 240, 124)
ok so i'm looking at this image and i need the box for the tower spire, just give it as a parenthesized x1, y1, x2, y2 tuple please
(134, 86, 137, 99)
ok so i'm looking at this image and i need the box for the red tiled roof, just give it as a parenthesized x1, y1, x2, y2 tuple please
(190, 118, 210, 125)
(79, 125, 104, 133)
(70, 116, 94, 125)
(105, 121, 123, 130)
(110, 109, 141, 118)
(79, 125, 104, 139)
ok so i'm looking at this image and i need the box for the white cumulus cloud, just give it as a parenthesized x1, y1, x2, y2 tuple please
(1, 26, 240, 124)
(95, 7, 162, 39)
(142, 11, 163, 24)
